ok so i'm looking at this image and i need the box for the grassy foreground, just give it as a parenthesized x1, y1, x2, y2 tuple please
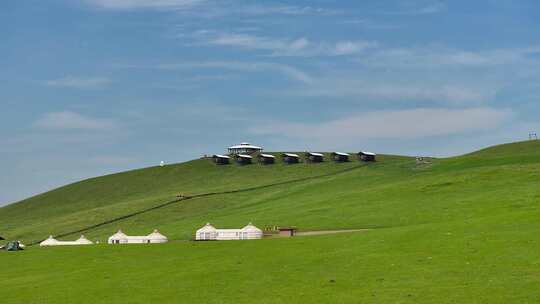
(1, 141, 540, 303)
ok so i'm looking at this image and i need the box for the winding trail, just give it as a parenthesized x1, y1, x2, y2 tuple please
(31, 163, 370, 245)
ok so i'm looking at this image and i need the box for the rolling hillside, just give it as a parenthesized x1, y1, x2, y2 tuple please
(1, 141, 540, 303)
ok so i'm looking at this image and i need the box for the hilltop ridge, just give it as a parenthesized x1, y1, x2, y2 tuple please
(1, 141, 539, 244)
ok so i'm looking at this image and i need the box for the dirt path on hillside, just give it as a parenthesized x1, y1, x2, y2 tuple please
(295, 229, 369, 236)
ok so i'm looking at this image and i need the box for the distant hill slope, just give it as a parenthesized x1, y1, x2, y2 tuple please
(1, 141, 539, 245)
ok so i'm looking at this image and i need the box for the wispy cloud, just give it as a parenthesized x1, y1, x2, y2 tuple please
(121, 61, 313, 83)
(34, 111, 118, 131)
(85, 1, 338, 17)
(359, 46, 540, 68)
(86, 0, 205, 10)
(289, 81, 495, 104)
(45, 76, 112, 89)
(382, 1, 446, 15)
(201, 32, 377, 56)
(251, 108, 513, 142)
(236, 4, 341, 16)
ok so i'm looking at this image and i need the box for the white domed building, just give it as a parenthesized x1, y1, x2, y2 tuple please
(228, 143, 263, 155)
(40, 235, 94, 246)
(195, 222, 263, 241)
(146, 229, 168, 244)
(108, 229, 168, 244)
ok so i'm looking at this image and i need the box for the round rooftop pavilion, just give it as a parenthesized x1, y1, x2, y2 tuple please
(228, 142, 263, 155)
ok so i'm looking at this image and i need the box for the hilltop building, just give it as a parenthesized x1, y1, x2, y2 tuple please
(332, 152, 350, 162)
(306, 152, 325, 163)
(228, 143, 263, 155)
(195, 223, 263, 241)
(282, 153, 300, 164)
(235, 154, 253, 165)
(40, 235, 93, 246)
(358, 151, 376, 162)
(258, 154, 276, 164)
(213, 154, 231, 165)
(108, 229, 168, 244)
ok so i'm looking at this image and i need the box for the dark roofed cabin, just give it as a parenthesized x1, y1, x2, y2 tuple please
(236, 154, 253, 165)
(258, 154, 275, 165)
(358, 151, 376, 162)
(331, 152, 350, 162)
(306, 152, 324, 163)
(212, 154, 230, 165)
(282, 153, 300, 164)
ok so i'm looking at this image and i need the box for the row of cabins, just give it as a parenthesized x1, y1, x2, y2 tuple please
(213, 151, 376, 165)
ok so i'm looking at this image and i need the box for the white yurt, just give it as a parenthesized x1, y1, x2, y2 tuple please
(108, 229, 169, 244)
(75, 235, 93, 245)
(40, 236, 58, 246)
(195, 222, 263, 241)
(241, 222, 263, 239)
(40, 235, 93, 246)
(146, 229, 168, 243)
(108, 229, 129, 244)
(196, 223, 218, 241)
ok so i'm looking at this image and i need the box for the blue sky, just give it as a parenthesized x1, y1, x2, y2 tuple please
(1, 0, 540, 205)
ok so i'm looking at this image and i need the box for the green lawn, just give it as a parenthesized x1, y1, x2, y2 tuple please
(1, 141, 540, 303)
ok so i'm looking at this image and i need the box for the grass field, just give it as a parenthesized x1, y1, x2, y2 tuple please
(1, 141, 540, 303)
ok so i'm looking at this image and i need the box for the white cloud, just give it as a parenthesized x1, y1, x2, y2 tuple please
(332, 41, 378, 56)
(45, 76, 111, 89)
(236, 4, 339, 16)
(360, 46, 540, 68)
(34, 111, 117, 131)
(154, 61, 313, 83)
(209, 33, 307, 53)
(382, 1, 446, 15)
(86, 0, 204, 10)
(203, 32, 377, 57)
(286, 78, 495, 104)
(250, 108, 513, 142)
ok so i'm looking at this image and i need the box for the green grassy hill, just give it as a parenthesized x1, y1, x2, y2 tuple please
(1, 141, 540, 303)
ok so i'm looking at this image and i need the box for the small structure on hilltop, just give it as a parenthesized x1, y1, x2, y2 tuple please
(331, 152, 350, 162)
(40, 235, 93, 247)
(235, 154, 253, 165)
(278, 227, 297, 237)
(228, 143, 263, 155)
(258, 153, 276, 165)
(358, 151, 376, 162)
(108, 229, 168, 244)
(415, 156, 432, 165)
(213, 154, 231, 165)
(195, 223, 263, 241)
(282, 153, 300, 164)
(306, 152, 324, 163)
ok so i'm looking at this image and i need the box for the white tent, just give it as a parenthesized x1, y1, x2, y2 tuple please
(40, 235, 94, 247)
(195, 222, 263, 241)
(146, 229, 168, 243)
(108, 229, 168, 244)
